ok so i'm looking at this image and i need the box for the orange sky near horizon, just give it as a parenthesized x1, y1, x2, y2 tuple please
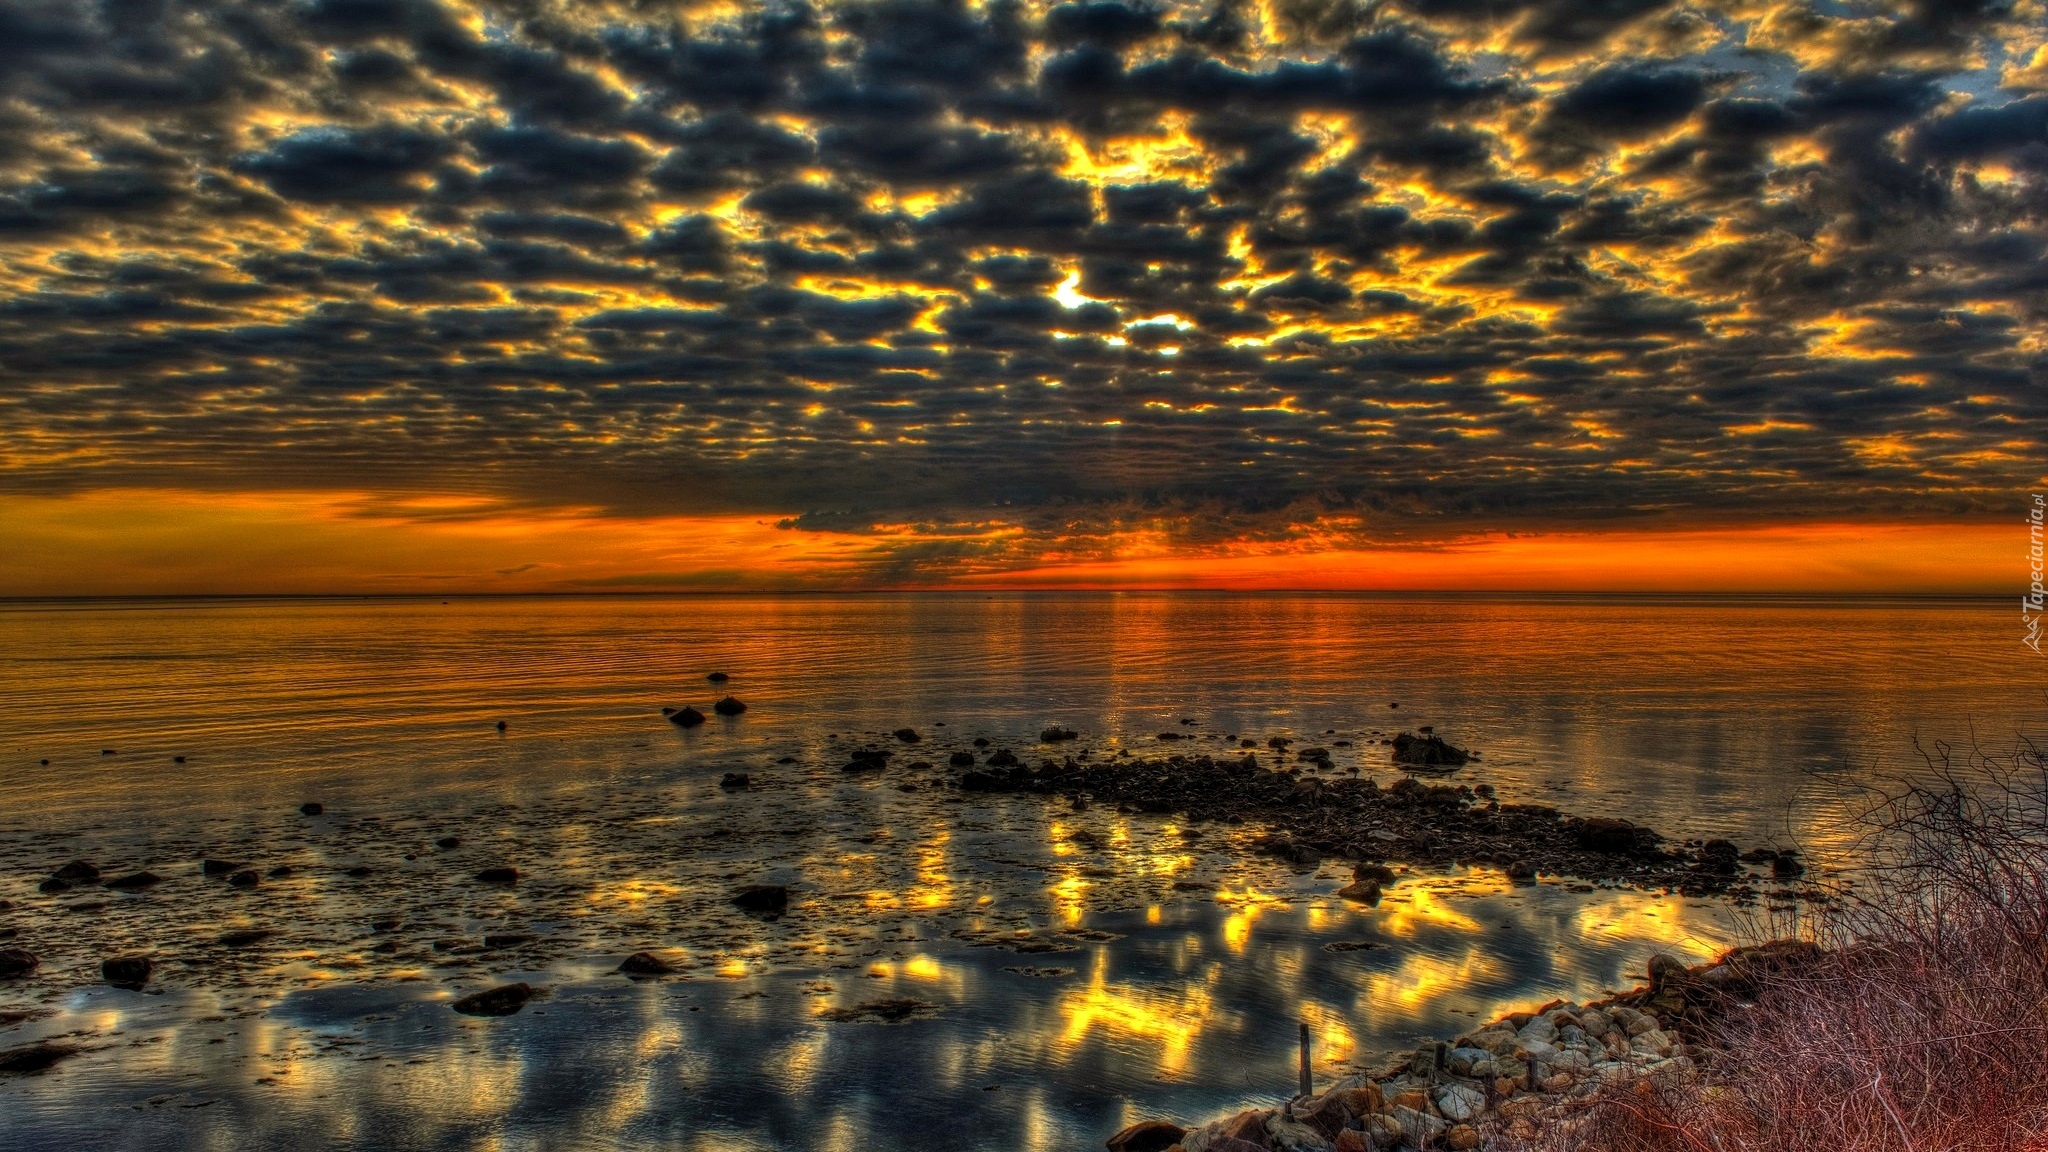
(0, 488, 2017, 597)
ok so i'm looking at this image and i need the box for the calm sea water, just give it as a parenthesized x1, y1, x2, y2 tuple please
(0, 594, 2040, 1151)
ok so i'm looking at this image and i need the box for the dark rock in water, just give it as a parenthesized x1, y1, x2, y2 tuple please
(495, 721, 507, 732)
(949, 751, 976, 767)
(1391, 732, 1471, 768)
(731, 884, 789, 914)
(1155, 731, 1182, 741)
(894, 728, 921, 743)
(669, 706, 706, 727)
(713, 696, 747, 715)
(706, 672, 729, 682)
(265, 865, 293, 879)
(299, 802, 324, 816)
(986, 748, 1019, 768)
(719, 773, 750, 789)
(227, 869, 260, 888)
(1506, 860, 1539, 881)
(101, 955, 152, 989)
(37, 878, 73, 894)
(617, 951, 680, 976)
(1268, 737, 1292, 749)
(1352, 863, 1397, 886)
(1771, 852, 1805, 879)
(960, 771, 999, 791)
(0, 1041, 78, 1075)
(1334, 879, 1382, 905)
(1697, 839, 1741, 874)
(343, 866, 373, 878)
(1253, 833, 1320, 866)
(1574, 816, 1649, 854)
(1106, 1120, 1187, 1152)
(816, 997, 936, 1023)
(842, 749, 890, 773)
(1040, 727, 1079, 743)
(1648, 952, 1690, 991)
(103, 872, 162, 891)
(0, 949, 38, 979)
(475, 867, 517, 884)
(451, 983, 534, 1017)
(218, 929, 273, 948)
(482, 934, 534, 949)
(201, 859, 243, 876)
(436, 837, 461, 850)
(53, 861, 100, 883)
(972, 737, 990, 748)
(371, 916, 402, 932)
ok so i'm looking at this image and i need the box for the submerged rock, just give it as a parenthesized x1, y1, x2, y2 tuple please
(475, 866, 518, 884)
(218, 929, 273, 948)
(0, 949, 38, 979)
(0, 1041, 78, 1075)
(731, 884, 790, 914)
(104, 872, 162, 891)
(719, 773, 751, 789)
(893, 728, 921, 743)
(227, 869, 260, 888)
(617, 951, 681, 976)
(299, 802, 324, 816)
(1041, 727, 1079, 743)
(450, 983, 535, 1017)
(101, 955, 152, 989)
(713, 696, 747, 716)
(1391, 732, 1471, 768)
(669, 706, 706, 727)
(201, 859, 243, 876)
(949, 751, 976, 767)
(53, 861, 100, 883)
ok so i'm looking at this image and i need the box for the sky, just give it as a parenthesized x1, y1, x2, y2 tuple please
(0, 0, 2042, 594)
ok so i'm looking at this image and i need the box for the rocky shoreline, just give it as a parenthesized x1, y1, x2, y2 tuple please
(916, 733, 1805, 898)
(1105, 940, 1824, 1152)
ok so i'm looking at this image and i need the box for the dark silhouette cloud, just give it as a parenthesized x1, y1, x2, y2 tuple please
(0, 0, 2039, 580)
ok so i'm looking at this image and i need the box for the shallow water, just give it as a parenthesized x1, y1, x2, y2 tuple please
(0, 594, 2040, 1151)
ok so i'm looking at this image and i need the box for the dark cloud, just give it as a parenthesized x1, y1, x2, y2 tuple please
(0, 0, 2039, 577)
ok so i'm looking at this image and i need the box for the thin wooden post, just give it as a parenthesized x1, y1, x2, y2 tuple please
(1298, 1021, 1313, 1099)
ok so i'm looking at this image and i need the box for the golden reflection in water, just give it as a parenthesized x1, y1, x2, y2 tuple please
(1055, 949, 1221, 1078)
(914, 830, 954, 910)
(1215, 885, 1292, 952)
(1372, 884, 1486, 937)
(1576, 894, 1732, 960)
(1361, 948, 1506, 1013)
(1050, 874, 1091, 926)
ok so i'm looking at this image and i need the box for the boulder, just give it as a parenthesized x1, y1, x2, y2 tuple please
(1574, 817, 1644, 853)
(617, 952, 680, 976)
(0, 949, 38, 979)
(713, 696, 747, 716)
(1105, 1120, 1186, 1152)
(37, 878, 73, 894)
(842, 749, 890, 773)
(949, 751, 976, 767)
(1333, 880, 1381, 905)
(299, 802, 324, 816)
(1391, 732, 1470, 767)
(719, 773, 750, 789)
(731, 884, 789, 914)
(102, 955, 152, 989)
(436, 837, 461, 849)
(669, 707, 706, 727)
(53, 861, 100, 883)
(1435, 1082, 1485, 1123)
(227, 869, 260, 888)
(1506, 860, 1538, 881)
(218, 929, 273, 948)
(0, 1041, 78, 1074)
(451, 982, 534, 1017)
(1264, 1110, 1333, 1152)
(1041, 727, 1079, 742)
(1647, 952, 1689, 991)
(706, 672, 729, 682)
(1446, 1123, 1482, 1150)
(201, 859, 243, 875)
(894, 728, 921, 743)
(475, 867, 518, 884)
(986, 749, 1019, 767)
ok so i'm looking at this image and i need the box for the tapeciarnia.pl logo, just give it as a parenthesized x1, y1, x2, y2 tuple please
(2028, 493, 2044, 655)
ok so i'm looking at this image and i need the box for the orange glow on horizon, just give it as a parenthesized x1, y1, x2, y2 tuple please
(0, 487, 2016, 596)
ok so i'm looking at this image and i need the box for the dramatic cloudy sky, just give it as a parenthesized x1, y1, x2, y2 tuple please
(0, 0, 2042, 592)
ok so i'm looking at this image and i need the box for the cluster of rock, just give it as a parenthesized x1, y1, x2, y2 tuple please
(947, 750, 1784, 894)
(1109, 942, 1822, 1152)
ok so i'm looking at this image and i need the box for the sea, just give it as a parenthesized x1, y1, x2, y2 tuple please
(0, 594, 2040, 1151)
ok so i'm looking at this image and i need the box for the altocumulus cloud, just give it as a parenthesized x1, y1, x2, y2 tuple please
(0, 0, 2042, 580)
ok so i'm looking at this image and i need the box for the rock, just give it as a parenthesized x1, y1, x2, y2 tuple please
(1363, 1115, 1403, 1148)
(1041, 727, 1079, 742)
(227, 869, 260, 888)
(475, 867, 517, 884)
(1772, 852, 1805, 879)
(719, 773, 750, 789)
(1333, 1132, 1372, 1152)
(0, 1041, 78, 1075)
(343, 866, 373, 878)
(1352, 863, 1397, 886)
(1446, 1123, 1482, 1150)
(52, 861, 100, 883)
(1392, 1105, 1446, 1148)
(265, 865, 293, 879)
(218, 929, 272, 948)
(842, 749, 891, 773)
(1391, 732, 1470, 767)
(713, 696, 746, 715)
(1518, 1015, 1558, 1044)
(0, 949, 38, 979)
(436, 837, 461, 850)
(669, 706, 706, 727)
(1105, 1120, 1186, 1152)
(1506, 859, 1538, 881)
(299, 802, 323, 816)
(894, 728, 921, 743)
(949, 751, 976, 767)
(37, 878, 73, 894)
(1333, 879, 1381, 905)
(1575, 816, 1645, 853)
(1265, 1110, 1334, 1152)
(482, 934, 534, 949)
(617, 952, 680, 976)
(101, 955, 152, 989)
(986, 749, 1019, 767)
(1446, 1046, 1495, 1078)
(1435, 1082, 1485, 1123)
(731, 884, 789, 914)
(451, 983, 534, 1017)
(201, 859, 243, 875)
(1647, 952, 1689, 991)
(706, 672, 729, 682)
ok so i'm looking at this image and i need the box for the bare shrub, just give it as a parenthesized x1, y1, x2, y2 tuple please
(1508, 737, 2048, 1152)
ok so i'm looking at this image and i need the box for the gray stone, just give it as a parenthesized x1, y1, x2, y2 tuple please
(1435, 1083, 1486, 1123)
(1445, 1046, 1495, 1078)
